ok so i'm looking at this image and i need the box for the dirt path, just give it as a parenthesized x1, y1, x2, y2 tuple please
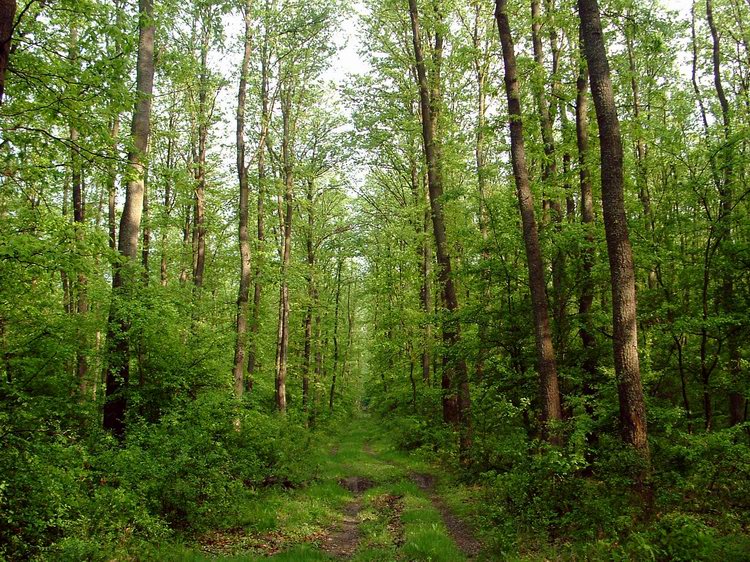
(321, 477, 373, 558)
(411, 472, 483, 559)
(190, 417, 485, 561)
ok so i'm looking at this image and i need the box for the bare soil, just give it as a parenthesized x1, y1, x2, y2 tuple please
(321, 476, 374, 558)
(411, 471, 483, 558)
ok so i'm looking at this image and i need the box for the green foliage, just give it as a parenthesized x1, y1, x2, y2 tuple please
(0, 391, 318, 559)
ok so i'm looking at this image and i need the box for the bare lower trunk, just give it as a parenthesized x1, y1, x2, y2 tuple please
(303, 179, 316, 413)
(495, 0, 562, 434)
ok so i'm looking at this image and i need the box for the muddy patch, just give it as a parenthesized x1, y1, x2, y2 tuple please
(373, 493, 405, 548)
(410, 472, 482, 558)
(199, 528, 325, 557)
(410, 471, 435, 491)
(339, 476, 374, 493)
(321, 498, 363, 558)
(321, 477, 374, 558)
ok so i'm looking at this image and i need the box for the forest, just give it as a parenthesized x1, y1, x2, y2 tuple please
(0, 0, 749, 559)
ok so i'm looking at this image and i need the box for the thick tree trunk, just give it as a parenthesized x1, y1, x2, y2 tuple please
(578, 0, 650, 463)
(0, 0, 16, 103)
(408, 0, 471, 455)
(104, 0, 155, 437)
(232, 0, 252, 401)
(495, 0, 562, 432)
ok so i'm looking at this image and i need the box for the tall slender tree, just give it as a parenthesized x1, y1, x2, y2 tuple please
(578, 0, 650, 465)
(408, 0, 471, 454)
(495, 0, 562, 433)
(104, 0, 156, 436)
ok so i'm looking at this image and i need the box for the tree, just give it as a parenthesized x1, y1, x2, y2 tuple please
(104, 0, 156, 437)
(578, 0, 650, 465)
(408, 0, 471, 455)
(494, 0, 562, 433)
(232, 0, 253, 400)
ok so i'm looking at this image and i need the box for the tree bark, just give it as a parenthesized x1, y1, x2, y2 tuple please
(0, 0, 16, 103)
(274, 74, 293, 413)
(576, 42, 597, 384)
(232, 0, 253, 401)
(495, 0, 562, 432)
(578, 0, 650, 462)
(408, 0, 471, 454)
(192, 27, 209, 290)
(706, 0, 742, 428)
(247, 3, 271, 386)
(329, 259, 342, 411)
(107, 115, 120, 252)
(302, 179, 316, 415)
(104, 0, 155, 437)
(69, 25, 90, 397)
(160, 109, 175, 286)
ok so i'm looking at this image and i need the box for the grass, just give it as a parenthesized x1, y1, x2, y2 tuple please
(143, 414, 483, 561)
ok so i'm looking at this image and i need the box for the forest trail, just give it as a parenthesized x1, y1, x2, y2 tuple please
(171, 417, 486, 562)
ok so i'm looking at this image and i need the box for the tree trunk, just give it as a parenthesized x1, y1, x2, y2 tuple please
(68, 25, 89, 397)
(274, 76, 293, 413)
(495, 0, 562, 433)
(576, 42, 597, 385)
(160, 109, 175, 286)
(303, 179, 316, 414)
(0, 0, 16, 103)
(247, 4, 271, 386)
(471, 3, 491, 382)
(624, 27, 656, 290)
(329, 259, 343, 411)
(408, 152, 431, 385)
(578, 0, 650, 464)
(104, 0, 155, 437)
(232, 0, 252, 401)
(141, 172, 150, 282)
(108, 115, 120, 252)
(706, 0, 742, 428)
(192, 29, 209, 291)
(408, 0, 471, 455)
